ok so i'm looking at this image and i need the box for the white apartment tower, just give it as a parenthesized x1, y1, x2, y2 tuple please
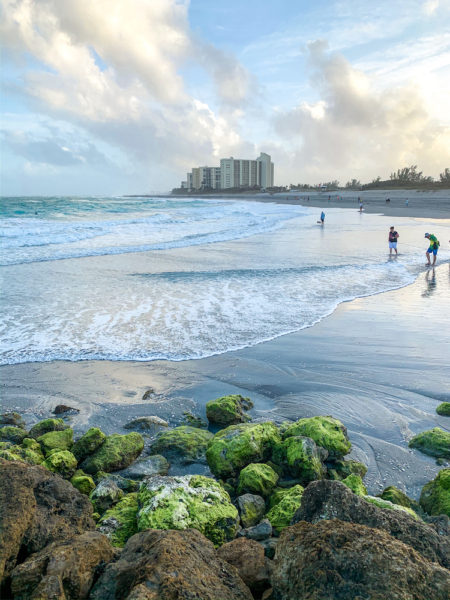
(220, 153, 274, 190)
(189, 166, 221, 190)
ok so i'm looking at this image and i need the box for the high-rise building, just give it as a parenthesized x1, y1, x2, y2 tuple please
(189, 166, 221, 190)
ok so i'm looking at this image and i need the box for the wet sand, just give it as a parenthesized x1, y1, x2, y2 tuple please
(2, 264, 449, 499)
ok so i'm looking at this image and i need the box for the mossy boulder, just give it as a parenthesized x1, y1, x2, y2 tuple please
(28, 418, 67, 439)
(73, 427, 107, 461)
(283, 416, 351, 460)
(409, 427, 450, 459)
(97, 492, 139, 547)
(327, 458, 367, 480)
(181, 412, 208, 429)
(420, 469, 450, 517)
(90, 478, 124, 513)
(342, 474, 367, 496)
(363, 495, 420, 520)
(237, 463, 279, 497)
(206, 394, 254, 426)
(0, 438, 44, 465)
(0, 426, 27, 444)
(272, 436, 326, 483)
(80, 433, 144, 474)
(266, 484, 304, 531)
(237, 493, 266, 528)
(42, 450, 78, 478)
(37, 428, 73, 457)
(97, 473, 139, 493)
(150, 426, 212, 464)
(436, 402, 450, 416)
(206, 422, 281, 479)
(0, 412, 25, 428)
(138, 475, 239, 546)
(379, 486, 419, 512)
(70, 470, 96, 495)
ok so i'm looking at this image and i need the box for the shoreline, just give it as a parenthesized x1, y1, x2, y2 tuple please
(2, 263, 449, 499)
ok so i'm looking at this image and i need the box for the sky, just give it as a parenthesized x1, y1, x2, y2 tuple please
(1, 0, 450, 195)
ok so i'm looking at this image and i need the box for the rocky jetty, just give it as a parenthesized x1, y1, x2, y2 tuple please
(1, 409, 449, 599)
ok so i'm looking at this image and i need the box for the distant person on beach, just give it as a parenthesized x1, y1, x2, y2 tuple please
(425, 233, 440, 266)
(359, 201, 363, 213)
(388, 226, 399, 255)
(405, 199, 409, 207)
(320, 211, 325, 224)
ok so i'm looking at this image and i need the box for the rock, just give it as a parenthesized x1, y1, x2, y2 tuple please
(266, 485, 304, 532)
(28, 418, 67, 439)
(142, 388, 154, 400)
(81, 432, 144, 474)
(97, 492, 139, 547)
(70, 470, 96, 495)
(363, 495, 421, 519)
(0, 438, 44, 465)
(379, 485, 420, 512)
(292, 479, 450, 568)
(206, 422, 281, 479)
(436, 402, 450, 416)
(0, 458, 94, 581)
(327, 457, 367, 480)
(282, 416, 351, 460)
(138, 474, 239, 546)
(238, 463, 279, 497)
(42, 450, 78, 479)
(271, 520, 450, 600)
(89, 528, 253, 600)
(0, 426, 27, 444)
(238, 519, 272, 541)
(217, 537, 272, 597)
(96, 472, 139, 492)
(123, 415, 168, 432)
(53, 404, 80, 415)
(38, 427, 73, 456)
(119, 454, 169, 480)
(409, 427, 450, 459)
(0, 412, 25, 428)
(341, 473, 367, 496)
(206, 394, 254, 426)
(420, 468, 450, 517)
(90, 479, 124, 514)
(237, 493, 266, 528)
(259, 538, 279, 559)
(181, 411, 208, 428)
(272, 436, 326, 483)
(150, 425, 212, 464)
(10, 531, 115, 600)
(73, 427, 107, 462)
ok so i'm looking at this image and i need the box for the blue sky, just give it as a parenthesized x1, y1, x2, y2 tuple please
(1, 0, 449, 195)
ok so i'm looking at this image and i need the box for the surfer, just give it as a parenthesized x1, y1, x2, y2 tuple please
(388, 226, 399, 256)
(424, 233, 440, 266)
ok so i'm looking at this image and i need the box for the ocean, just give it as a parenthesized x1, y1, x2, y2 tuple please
(1, 196, 448, 365)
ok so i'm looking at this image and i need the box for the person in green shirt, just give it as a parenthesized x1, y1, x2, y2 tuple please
(424, 233, 440, 266)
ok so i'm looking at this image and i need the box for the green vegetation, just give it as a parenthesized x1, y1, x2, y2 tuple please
(409, 428, 450, 459)
(420, 469, 450, 517)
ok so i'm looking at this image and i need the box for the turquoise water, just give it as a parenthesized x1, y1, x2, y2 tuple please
(1, 196, 448, 365)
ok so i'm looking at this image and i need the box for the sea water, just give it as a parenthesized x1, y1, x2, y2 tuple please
(1, 196, 448, 365)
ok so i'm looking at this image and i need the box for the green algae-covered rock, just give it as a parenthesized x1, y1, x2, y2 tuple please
(327, 458, 367, 481)
(364, 495, 420, 520)
(97, 472, 139, 493)
(42, 450, 78, 478)
(409, 427, 450, 459)
(0, 426, 27, 444)
(237, 493, 266, 528)
(379, 486, 419, 512)
(38, 428, 73, 457)
(90, 478, 124, 513)
(81, 433, 144, 474)
(272, 436, 325, 483)
(181, 412, 208, 429)
(206, 422, 281, 479)
(342, 474, 367, 496)
(0, 438, 44, 465)
(237, 463, 279, 497)
(98, 492, 139, 547)
(29, 418, 67, 439)
(151, 426, 212, 464)
(73, 427, 107, 461)
(436, 402, 450, 417)
(206, 394, 253, 426)
(283, 416, 351, 460)
(420, 469, 450, 517)
(70, 470, 96, 495)
(266, 485, 304, 531)
(138, 475, 239, 546)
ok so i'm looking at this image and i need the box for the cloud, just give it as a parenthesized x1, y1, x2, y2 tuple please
(273, 41, 450, 183)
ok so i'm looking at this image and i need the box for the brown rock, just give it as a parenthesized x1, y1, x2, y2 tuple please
(10, 532, 116, 599)
(271, 520, 450, 600)
(0, 459, 94, 582)
(217, 537, 272, 598)
(293, 479, 450, 568)
(89, 528, 253, 600)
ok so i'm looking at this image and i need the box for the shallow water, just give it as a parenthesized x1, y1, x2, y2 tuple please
(1, 196, 449, 365)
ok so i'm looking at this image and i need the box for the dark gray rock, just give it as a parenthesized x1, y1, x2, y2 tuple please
(0, 413, 25, 428)
(237, 493, 266, 528)
(119, 454, 169, 480)
(238, 519, 272, 541)
(90, 479, 123, 514)
(123, 416, 168, 432)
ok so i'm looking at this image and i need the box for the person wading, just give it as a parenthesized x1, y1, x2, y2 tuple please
(388, 226, 399, 256)
(424, 233, 440, 266)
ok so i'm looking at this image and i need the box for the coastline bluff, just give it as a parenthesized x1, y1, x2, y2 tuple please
(0, 407, 449, 599)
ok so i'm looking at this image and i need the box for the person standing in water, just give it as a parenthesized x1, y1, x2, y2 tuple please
(359, 200, 363, 213)
(424, 233, 440, 266)
(388, 226, 399, 255)
(320, 211, 325, 225)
